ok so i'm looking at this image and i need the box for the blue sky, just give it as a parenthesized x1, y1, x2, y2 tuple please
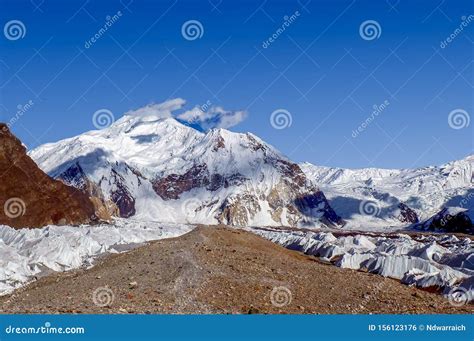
(0, 0, 472, 169)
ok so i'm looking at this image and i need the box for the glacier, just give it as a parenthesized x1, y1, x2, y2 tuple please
(0, 219, 193, 295)
(250, 226, 474, 302)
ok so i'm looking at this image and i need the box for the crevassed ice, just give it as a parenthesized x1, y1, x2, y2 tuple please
(0, 219, 194, 295)
(250, 227, 474, 301)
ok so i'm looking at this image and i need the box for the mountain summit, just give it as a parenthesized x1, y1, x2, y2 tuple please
(30, 112, 343, 228)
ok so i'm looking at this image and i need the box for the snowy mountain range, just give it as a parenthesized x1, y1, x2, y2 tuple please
(301, 155, 473, 231)
(2, 102, 472, 300)
(29, 108, 342, 228)
(28, 102, 472, 232)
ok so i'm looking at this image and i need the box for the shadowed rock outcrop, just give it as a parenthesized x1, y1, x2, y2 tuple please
(414, 207, 473, 234)
(0, 124, 108, 228)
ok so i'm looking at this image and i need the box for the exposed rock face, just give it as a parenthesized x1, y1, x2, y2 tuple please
(0, 124, 107, 229)
(57, 162, 118, 219)
(217, 194, 261, 226)
(56, 160, 141, 219)
(109, 169, 136, 218)
(396, 203, 419, 224)
(295, 191, 345, 227)
(152, 164, 247, 200)
(414, 207, 473, 234)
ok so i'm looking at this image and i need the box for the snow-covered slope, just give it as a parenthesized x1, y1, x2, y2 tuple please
(301, 155, 473, 230)
(30, 110, 342, 228)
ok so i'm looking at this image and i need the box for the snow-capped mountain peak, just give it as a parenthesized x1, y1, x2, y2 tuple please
(30, 110, 342, 228)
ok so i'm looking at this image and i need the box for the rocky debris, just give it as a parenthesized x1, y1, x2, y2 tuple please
(252, 225, 474, 294)
(1, 226, 471, 314)
(0, 124, 108, 228)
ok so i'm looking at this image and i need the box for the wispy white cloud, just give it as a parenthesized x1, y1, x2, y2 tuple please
(125, 98, 186, 119)
(125, 98, 247, 131)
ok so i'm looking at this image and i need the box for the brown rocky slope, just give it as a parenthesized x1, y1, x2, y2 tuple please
(1, 226, 471, 314)
(0, 124, 109, 228)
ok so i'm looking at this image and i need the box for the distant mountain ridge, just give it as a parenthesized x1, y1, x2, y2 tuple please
(301, 155, 473, 232)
